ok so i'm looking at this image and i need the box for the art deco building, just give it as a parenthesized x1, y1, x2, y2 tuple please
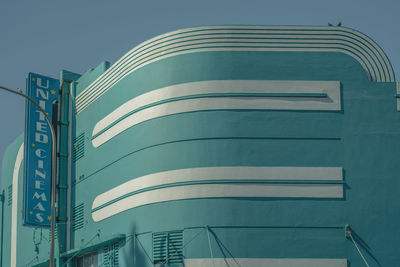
(1, 25, 399, 267)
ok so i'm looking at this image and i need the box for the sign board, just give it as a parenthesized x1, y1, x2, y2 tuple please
(23, 73, 59, 227)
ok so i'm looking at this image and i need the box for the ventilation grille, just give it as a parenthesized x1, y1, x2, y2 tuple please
(72, 203, 84, 231)
(103, 242, 119, 267)
(7, 185, 12, 206)
(153, 231, 183, 265)
(73, 133, 85, 162)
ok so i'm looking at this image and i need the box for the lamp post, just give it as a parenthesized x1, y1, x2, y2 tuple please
(0, 85, 57, 267)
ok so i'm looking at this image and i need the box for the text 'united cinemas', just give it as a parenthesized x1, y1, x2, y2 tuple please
(23, 73, 59, 227)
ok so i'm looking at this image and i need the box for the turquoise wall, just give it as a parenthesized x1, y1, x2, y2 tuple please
(71, 27, 399, 266)
(1, 26, 399, 267)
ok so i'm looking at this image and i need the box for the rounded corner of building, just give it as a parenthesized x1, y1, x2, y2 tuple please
(340, 26, 396, 82)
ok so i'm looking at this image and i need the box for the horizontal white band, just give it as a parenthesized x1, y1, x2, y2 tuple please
(75, 40, 369, 113)
(91, 166, 343, 222)
(184, 258, 347, 267)
(91, 80, 340, 147)
(92, 183, 343, 222)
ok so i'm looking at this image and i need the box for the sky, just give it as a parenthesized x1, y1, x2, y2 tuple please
(0, 0, 399, 187)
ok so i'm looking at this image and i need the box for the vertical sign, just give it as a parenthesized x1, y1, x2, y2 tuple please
(23, 73, 59, 227)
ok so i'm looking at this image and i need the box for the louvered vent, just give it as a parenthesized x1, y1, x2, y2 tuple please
(72, 203, 84, 231)
(103, 242, 119, 267)
(7, 185, 12, 206)
(153, 231, 183, 265)
(73, 133, 85, 162)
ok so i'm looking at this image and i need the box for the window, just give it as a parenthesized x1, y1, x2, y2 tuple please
(75, 251, 98, 267)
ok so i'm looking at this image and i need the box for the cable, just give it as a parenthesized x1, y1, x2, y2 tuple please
(345, 225, 370, 267)
(135, 234, 154, 266)
(205, 226, 216, 267)
(349, 233, 370, 267)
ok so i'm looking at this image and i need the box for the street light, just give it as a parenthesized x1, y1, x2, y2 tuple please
(0, 85, 57, 267)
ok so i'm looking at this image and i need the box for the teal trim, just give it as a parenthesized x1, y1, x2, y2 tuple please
(91, 92, 329, 139)
(75, 26, 395, 110)
(76, 26, 392, 104)
(31, 259, 51, 267)
(91, 179, 344, 213)
(76, 136, 341, 185)
(76, 40, 372, 110)
(184, 225, 345, 230)
(61, 234, 125, 258)
(30, 235, 125, 267)
(77, 35, 375, 91)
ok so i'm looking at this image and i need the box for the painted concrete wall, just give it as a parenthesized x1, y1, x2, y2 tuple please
(71, 26, 399, 267)
(1, 26, 399, 267)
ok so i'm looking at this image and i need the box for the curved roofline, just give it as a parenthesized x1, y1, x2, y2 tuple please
(76, 25, 395, 114)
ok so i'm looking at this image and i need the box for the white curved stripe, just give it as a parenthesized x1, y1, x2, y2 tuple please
(92, 80, 340, 139)
(76, 26, 394, 112)
(92, 95, 340, 147)
(77, 46, 355, 114)
(11, 143, 24, 267)
(77, 26, 392, 104)
(76, 40, 381, 114)
(75, 43, 373, 114)
(92, 166, 343, 210)
(92, 183, 343, 222)
(184, 258, 347, 267)
(75, 31, 385, 108)
(75, 37, 376, 112)
(91, 166, 343, 221)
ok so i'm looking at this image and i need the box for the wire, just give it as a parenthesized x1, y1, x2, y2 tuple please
(135, 234, 154, 266)
(205, 226, 216, 267)
(183, 228, 205, 248)
(348, 232, 370, 267)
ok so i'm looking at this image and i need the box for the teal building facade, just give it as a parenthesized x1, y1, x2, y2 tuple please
(1, 25, 399, 267)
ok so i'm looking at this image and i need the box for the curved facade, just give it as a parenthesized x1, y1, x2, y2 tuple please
(1, 25, 400, 267)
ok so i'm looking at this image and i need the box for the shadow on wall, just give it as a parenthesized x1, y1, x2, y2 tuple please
(122, 224, 153, 267)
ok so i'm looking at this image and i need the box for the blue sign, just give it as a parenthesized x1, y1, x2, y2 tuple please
(23, 73, 59, 227)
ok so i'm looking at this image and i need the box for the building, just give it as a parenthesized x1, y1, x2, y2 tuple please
(1, 25, 399, 267)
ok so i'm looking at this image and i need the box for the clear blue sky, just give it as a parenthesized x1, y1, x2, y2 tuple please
(0, 0, 399, 186)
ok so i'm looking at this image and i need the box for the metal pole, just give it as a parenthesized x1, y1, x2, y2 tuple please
(0, 85, 57, 267)
(0, 190, 4, 267)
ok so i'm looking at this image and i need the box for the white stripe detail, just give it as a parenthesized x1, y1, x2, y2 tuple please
(91, 80, 340, 147)
(91, 167, 343, 222)
(184, 258, 347, 267)
(11, 143, 24, 267)
(92, 183, 343, 222)
(75, 26, 394, 114)
(76, 42, 370, 113)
